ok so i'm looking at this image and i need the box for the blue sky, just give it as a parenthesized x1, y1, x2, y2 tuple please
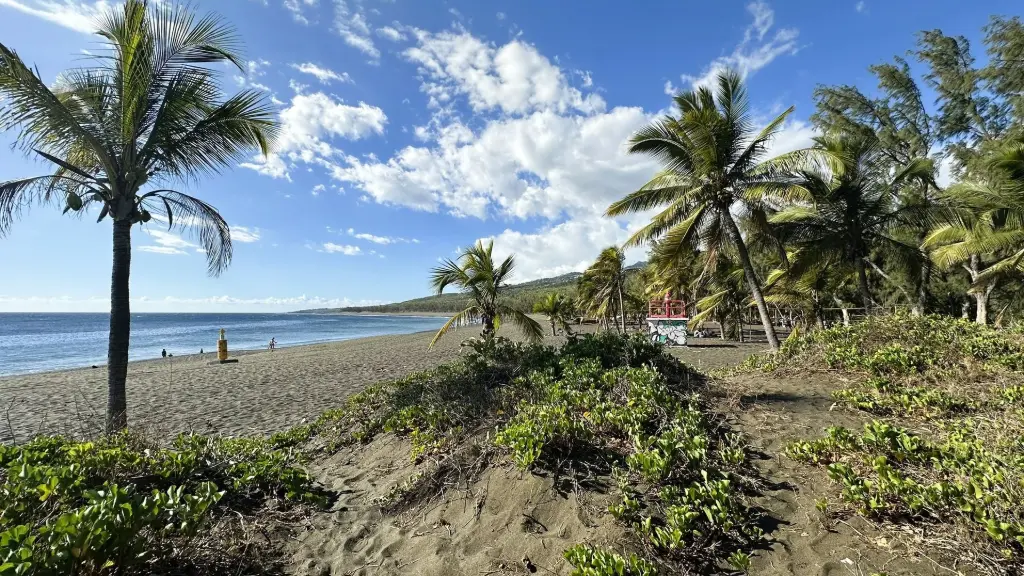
(0, 0, 1015, 312)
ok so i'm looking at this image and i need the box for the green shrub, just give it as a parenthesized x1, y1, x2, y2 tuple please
(563, 545, 658, 576)
(0, 431, 324, 575)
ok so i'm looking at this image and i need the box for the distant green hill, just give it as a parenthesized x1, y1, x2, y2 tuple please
(294, 271, 584, 314)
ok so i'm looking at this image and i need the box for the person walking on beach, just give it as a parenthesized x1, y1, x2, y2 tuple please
(269, 337, 276, 351)
(161, 348, 167, 358)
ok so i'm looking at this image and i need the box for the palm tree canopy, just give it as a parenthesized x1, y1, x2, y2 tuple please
(606, 69, 823, 260)
(0, 0, 278, 274)
(429, 240, 543, 346)
(768, 132, 932, 279)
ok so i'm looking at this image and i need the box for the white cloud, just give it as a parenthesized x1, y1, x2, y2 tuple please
(765, 119, 818, 157)
(936, 154, 955, 188)
(311, 184, 326, 196)
(346, 228, 417, 245)
(0, 0, 110, 34)
(322, 242, 361, 255)
(283, 0, 318, 25)
(678, 1, 799, 91)
(291, 62, 352, 84)
(329, 106, 655, 219)
(403, 30, 606, 115)
(496, 11, 505, 20)
(240, 92, 387, 180)
(0, 293, 383, 313)
(139, 245, 188, 256)
(142, 229, 198, 255)
(485, 216, 646, 282)
(235, 59, 272, 91)
(230, 226, 261, 243)
(376, 25, 405, 42)
(855, 1, 866, 13)
(333, 0, 379, 62)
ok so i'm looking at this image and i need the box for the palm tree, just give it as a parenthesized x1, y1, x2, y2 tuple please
(579, 247, 628, 332)
(608, 70, 812, 352)
(0, 0, 278, 432)
(429, 241, 543, 346)
(533, 293, 573, 336)
(924, 143, 1024, 324)
(767, 132, 932, 313)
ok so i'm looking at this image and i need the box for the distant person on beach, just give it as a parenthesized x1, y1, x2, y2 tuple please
(161, 348, 167, 358)
(269, 337, 277, 351)
(200, 348, 203, 354)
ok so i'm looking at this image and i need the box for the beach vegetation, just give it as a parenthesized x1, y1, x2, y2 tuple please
(0, 431, 324, 574)
(533, 292, 576, 336)
(428, 240, 544, 347)
(741, 313, 1024, 573)
(0, 0, 278, 432)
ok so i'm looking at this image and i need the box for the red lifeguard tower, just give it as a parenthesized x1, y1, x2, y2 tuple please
(647, 293, 689, 346)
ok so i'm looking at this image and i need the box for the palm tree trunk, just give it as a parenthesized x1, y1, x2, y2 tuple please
(106, 219, 132, 433)
(723, 214, 780, 351)
(975, 292, 989, 326)
(618, 285, 626, 334)
(856, 259, 872, 313)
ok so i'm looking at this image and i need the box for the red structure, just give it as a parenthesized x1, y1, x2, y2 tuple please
(648, 298, 688, 319)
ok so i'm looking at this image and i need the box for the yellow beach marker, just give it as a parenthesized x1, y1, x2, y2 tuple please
(217, 328, 228, 361)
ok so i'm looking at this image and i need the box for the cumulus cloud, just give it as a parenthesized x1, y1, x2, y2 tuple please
(321, 242, 361, 255)
(486, 216, 647, 282)
(290, 62, 352, 84)
(328, 106, 655, 219)
(311, 184, 326, 196)
(677, 1, 799, 91)
(376, 25, 405, 42)
(0, 0, 110, 34)
(240, 92, 387, 180)
(403, 30, 606, 115)
(283, 0, 318, 25)
(333, 0, 379, 61)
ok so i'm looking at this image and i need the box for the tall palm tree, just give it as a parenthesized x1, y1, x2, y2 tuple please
(924, 143, 1024, 324)
(608, 70, 812, 351)
(0, 0, 278, 432)
(533, 293, 573, 336)
(429, 241, 543, 347)
(767, 132, 932, 313)
(579, 247, 628, 332)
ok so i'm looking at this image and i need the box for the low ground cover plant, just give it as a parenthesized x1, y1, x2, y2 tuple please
(0, 431, 326, 574)
(284, 332, 761, 574)
(746, 314, 1024, 574)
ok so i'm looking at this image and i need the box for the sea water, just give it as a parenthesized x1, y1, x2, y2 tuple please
(0, 313, 447, 376)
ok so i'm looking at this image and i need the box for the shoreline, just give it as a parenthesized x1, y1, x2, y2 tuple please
(0, 328, 484, 443)
(0, 327, 443, 380)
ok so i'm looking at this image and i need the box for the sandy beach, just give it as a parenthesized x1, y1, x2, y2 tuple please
(0, 324, 766, 443)
(0, 330, 474, 442)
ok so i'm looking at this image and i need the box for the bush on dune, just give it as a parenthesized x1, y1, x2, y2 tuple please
(0, 432, 326, 575)
(281, 332, 761, 574)
(747, 314, 1024, 574)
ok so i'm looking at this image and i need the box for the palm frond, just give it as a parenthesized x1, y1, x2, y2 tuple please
(141, 189, 231, 275)
(429, 306, 480, 348)
(496, 305, 544, 343)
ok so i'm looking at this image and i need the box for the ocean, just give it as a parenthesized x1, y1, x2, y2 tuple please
(0, 313, 448, 377)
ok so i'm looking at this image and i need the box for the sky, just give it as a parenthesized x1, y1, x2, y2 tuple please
(0, 0, 1016, 312)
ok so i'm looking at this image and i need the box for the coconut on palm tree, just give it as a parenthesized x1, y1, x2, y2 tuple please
(608, 70, 812, 351)
(429, 241, 543, 346)
(0, 1, 278, 431)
